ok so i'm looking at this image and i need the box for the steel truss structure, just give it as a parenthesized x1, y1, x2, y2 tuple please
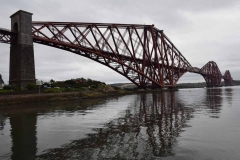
(30, 22, 192, 88)
(223, 70, 233, 86)
(0, 28, 16, 44)
(0, 22, 234, 88)
(199, 61, 222, 87)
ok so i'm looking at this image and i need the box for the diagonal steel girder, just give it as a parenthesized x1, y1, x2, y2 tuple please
(0, 28, 17, 44)
(31, 22, 192, 88)
(199, 61, 222, 87)
(1, 23, 234, 88)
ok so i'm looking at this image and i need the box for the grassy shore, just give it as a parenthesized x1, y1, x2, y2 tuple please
(0, 89, 12, 93)
(0, 90, 131, 106)
(0, 87, 178, 106)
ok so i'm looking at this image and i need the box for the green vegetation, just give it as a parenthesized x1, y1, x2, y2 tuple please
(26, 83, 37, 90)
(1, 78, 121, 95)
(3, 76, 239, 95)
(176, 82, 206, 88)
(44, 88, 62, 93)
(2, 83, 37, 91)
(0, 89, 12, 93)
(47, 78, 105, 89)
(46, 78, 106, 90)
(40, 78, 116, 94)
(3, 85, 14, 90)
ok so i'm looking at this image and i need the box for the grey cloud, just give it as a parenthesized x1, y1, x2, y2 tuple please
(0, 0, 240, 84)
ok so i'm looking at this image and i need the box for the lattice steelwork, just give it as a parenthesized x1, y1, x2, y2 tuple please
(0, 22, 234, 88)
(31, 22, 192, 88)
(199, 61, 222, 87)
(223, 70, 233, 86)
(0, 28, 16, 44)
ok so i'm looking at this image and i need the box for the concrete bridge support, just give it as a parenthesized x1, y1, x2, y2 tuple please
(9, 10, 36, 88)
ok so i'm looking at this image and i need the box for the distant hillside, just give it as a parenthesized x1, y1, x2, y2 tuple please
(176, 82, 206, 88)
(110, 82, 207, 89)
(110, 80, 240, 89)
(233, 80, 240, 85)
(109, 83, 136, 89)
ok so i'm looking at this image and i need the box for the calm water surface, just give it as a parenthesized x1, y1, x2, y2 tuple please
(0, 86, 240, 160)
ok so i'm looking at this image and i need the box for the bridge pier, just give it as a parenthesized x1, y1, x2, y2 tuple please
(9, 10, 36, 88)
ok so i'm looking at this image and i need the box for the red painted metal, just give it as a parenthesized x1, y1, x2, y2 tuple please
(223, 70, 233, 86)
(0, 28, 17, 43)
(199, 61, 222, 87)
(30, 22, 192, 88)
(0, 23, 234, 88)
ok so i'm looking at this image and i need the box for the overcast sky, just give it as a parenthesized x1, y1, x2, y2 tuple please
(0, 0, 240, 84)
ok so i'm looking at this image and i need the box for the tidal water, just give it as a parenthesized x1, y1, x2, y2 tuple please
(0, 86, 240, 160)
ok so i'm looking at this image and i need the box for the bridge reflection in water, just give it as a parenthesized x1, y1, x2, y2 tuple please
(0, 89, 228, 159)
(36, 90, 223, 159)
(206, 88, 223, 118)
(33, 92, 193, 159)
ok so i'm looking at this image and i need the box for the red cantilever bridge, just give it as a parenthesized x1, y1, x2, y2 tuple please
(0, 11, 233, 88)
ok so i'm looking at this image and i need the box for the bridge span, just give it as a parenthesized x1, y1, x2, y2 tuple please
(0, 10, 233, 88)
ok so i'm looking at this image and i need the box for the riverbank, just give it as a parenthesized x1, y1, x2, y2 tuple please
(0, 88, 178, 106)
(0, 91, 124, 106)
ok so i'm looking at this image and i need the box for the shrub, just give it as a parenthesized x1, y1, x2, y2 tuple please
(3, 85, 14, 90)
(80, 87, 89, 91)
(26, 83, 37, 90)
(63, 88, 73, 92)
(44, 88, 61, 93)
